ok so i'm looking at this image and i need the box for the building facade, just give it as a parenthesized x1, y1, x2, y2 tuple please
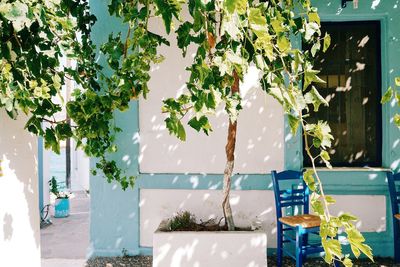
(89, 0, 400, 258)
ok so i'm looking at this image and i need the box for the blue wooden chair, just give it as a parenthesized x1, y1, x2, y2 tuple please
(271, 170, 336, 267)
(387, 171, 400, 263)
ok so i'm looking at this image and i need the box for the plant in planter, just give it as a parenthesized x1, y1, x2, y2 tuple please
(153, 211, 266, 266)
(49, 176, 70, 218)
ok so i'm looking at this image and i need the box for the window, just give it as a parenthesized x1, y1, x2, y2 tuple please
(303, 21, 382, 167)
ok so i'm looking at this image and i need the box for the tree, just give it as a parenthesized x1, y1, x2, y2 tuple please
(382, 77, 400, 128)
(0, 0, 373, 265)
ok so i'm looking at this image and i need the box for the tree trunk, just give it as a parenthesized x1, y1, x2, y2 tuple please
(222, 71, 239, 231)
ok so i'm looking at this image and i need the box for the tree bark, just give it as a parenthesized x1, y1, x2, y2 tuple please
(222, 71, 239, 231)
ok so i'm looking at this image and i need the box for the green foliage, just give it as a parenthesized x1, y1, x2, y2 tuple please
(169, 211, 197, 231)
(154, 0, 183, 34)
(48, 176, 69, 199)
(0, 0, 140, 189)
(382, 77, 400, 128)
(305, 169, 374, 266)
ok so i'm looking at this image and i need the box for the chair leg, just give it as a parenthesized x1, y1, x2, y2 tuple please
(277, 222, 283, 267)
(302, 233, 308, 262)
(296, 226, 303, 267)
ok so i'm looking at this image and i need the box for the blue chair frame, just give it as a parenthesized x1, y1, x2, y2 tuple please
(271, 170, 336, 267)
(387, 171, 400, 263)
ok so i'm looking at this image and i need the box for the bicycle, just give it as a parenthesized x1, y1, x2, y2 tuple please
(40, 204, 52, 229)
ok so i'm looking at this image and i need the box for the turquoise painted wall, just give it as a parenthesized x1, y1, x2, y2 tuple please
(89, 0, 400, 258)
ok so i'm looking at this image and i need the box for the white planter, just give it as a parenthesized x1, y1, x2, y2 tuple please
(153, 222, 267, 267)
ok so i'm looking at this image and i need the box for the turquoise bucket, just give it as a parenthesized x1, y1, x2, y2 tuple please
(54, 198, 70, 218)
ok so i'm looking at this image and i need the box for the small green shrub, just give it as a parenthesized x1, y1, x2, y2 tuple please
(169, 211, 197, 231)
(48, 176, 69, 199)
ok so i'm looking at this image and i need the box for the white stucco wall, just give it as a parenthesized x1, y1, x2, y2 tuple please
(139, 189, 385, 248)
(42, 147, 51, 207)
(71, 139, 90, 192)
(0, 110, 40, 267)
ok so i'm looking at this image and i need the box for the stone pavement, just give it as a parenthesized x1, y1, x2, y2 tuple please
(41, 259, 87, 267)
(41, 191, 89, 267)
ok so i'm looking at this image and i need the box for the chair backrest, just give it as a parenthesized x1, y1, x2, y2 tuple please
(387, 172, 400, 216)
(271, 170, 309, 219)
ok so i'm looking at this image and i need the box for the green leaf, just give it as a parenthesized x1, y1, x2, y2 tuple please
(224, 0, 247, 14)
(322, 239, 342, 263)
(313, 137, 321, 148)
(303, 68, 325, 90)
(323, 32, 331, 52)
(188, 116, 212, 135)
(320, 150, 332, 168)
(249, 8, 266, 26)
(44, 128, 60, 154)
(381, 87, 393, 104)
(303, 169, 316, 191)
(177, 121, 186, 141)
(311, 199, 324, 215)
(394, 114, 400, 128)
(310, 121, 333, 149)
(395, 92, 400, 107)
(176, 22, 192, 56)
(287, 114, 300, 134)
(343, 257, 353, 267)
(308, 12, 320, 25)
(325, 195, 336, 204)
(55, 123, 73, 140)
(311, 41, 320, 57)
(165, 115, 186, 141)
(346, 226, 373, 261)
(339, 213, 358, 222)
(154, 0, 182, 34)
(358, 243, 374, 262)
(305, 86, 328, 112)
(277, 35, 291, 52)
(271, 19, 284, 34)
(395, 77, 400, 87)
(254, 34, 274, 61)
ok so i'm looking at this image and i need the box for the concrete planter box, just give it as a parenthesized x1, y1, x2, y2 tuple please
(153, 221, 267, 267)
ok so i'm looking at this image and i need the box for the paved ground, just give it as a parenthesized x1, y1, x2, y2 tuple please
(41, 259, 87, 267)
(41, 191, 90, 267)
(86, 256, 400, 267)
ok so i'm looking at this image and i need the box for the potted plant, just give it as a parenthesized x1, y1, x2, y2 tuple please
(153, 211, 266, 266)
(49, 176, 70, 218)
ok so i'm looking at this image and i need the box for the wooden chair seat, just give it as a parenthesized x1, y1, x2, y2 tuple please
(279, 214, 321, 228)
(395, 214, 400, 220)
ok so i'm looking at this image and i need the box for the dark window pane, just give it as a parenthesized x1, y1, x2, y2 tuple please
(303, 21, 382, 167)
